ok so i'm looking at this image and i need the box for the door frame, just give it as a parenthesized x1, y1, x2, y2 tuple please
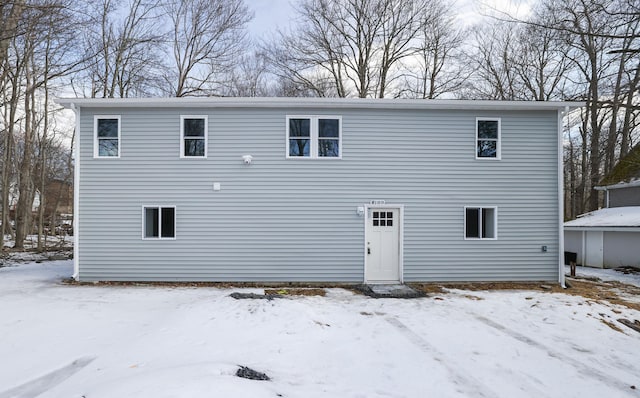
(584, 230, 604, 268)
(363, 204, 404, 284)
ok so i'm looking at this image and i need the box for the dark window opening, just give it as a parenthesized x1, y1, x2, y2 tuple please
(465, 207, 496, 239)
(144, 206, 175, 239)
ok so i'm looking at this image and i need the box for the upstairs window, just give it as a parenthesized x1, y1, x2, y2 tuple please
(94, 115, 120, 158)
(288, 118, 310, 157)
(143, 206, 176, 239)
(465, 206, 497, 240)
(476, 118, 501, 159)
(181, 115, 207, 157)
(287, 116, 341, 158)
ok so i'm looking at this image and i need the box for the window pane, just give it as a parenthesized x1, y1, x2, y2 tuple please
(477, 140, 497, 158)
(97, 119, 118, 138)
(289, 119, 310, 137)
(373, 219, 379, 226)
(465, 208, 480, 238)
(184, 138, 205, 157)
(161, 207, 175, 238)
(99, 139, 119, 157)
(386, 212, 393, 218)
(319, 119, 339, 138)
(145, 208, 159, 238)
(477, 120, 498, 139)
(482, 208, 495, 238)
(289, 139, 310, 156)
(184, 118, 205, 137)
(387, 219, 392, 227)
(318, 139, 339, 157)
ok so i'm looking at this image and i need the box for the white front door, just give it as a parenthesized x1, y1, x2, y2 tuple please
(365, 207, 400, 283)
(585, 231, 604, 268)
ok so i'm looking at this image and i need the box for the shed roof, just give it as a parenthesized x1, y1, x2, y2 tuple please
(564, 206, 640, 228)
(55, 97, 582, 111)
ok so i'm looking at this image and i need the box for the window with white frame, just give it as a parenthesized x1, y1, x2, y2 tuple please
(143, 206, 176, 239)
(287, 116, 341, 158)
(464, 206, 497, 239)
(476, 118, 500, 159)
(181, 115, 207, 157)
(94, 115, 120, 158)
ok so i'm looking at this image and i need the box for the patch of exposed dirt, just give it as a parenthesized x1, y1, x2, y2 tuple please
(409, 281, 560, 294)
(63, 279, 332, 296)
(615, 266, 640, 275)
(264, 288, 326, 296)
(1, 248, 73, 267)
(563, 279, 640, 311)
(61, 275, 640, 312)
(410, 278, 640, 312)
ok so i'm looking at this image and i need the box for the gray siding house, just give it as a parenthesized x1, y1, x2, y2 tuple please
(57, 98, 578, 284)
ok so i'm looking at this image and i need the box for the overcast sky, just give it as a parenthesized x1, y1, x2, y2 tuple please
(246, 0, 534, 38)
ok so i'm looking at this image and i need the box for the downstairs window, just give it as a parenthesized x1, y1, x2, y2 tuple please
(143, 206, 176, 239)
(465, 206, 497, 240)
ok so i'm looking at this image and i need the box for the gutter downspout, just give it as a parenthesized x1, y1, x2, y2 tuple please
(70, 103, 80, 280)
(558, 107, 568, 288)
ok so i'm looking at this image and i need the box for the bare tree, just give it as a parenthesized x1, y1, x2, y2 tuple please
(398, 0, 468, 99)
(0, 0, 26, 248)
(163, 0, 252, 97)
(79, 0, 165, 98)
(222, 51, 271, 97)
(481, 0, 640, 215)
(263, 0, 430, 98)
(2, 0, 80, 249)
(0, 0, 25, 92)
(513, 23, 572, 101)
(537, 0, 637, 212)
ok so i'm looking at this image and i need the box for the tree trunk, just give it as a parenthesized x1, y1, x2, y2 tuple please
(14, 53, 34, 249)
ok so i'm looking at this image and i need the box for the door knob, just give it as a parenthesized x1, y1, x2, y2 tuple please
(367, 247, 371, 255)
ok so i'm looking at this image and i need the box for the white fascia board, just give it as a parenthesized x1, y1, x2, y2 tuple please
(54, 97, 584, 111)
(595, 179, 640, 190)
(564, 226, 640, 232)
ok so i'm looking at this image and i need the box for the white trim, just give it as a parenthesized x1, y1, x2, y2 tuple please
(286, 115, 342, 159)
(56, 97, 584, 111)
(71, 103, 80, 280)
(595, 179, 640, 190)
(558, 108, 566, 287)
(564, 226, 640, 232)
(93, 115, 121, 158)
(581, 230, 585, 266)
(475, 117, 501, 160)
(363, 204, 404, 284)
(180, 115, 208, 158)
(463, 206, 498, 240)
(141, 205, 177, 240)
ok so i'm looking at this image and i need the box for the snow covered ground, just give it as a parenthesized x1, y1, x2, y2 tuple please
(567, 264, 640, 287)
(0, 261, 639, 397)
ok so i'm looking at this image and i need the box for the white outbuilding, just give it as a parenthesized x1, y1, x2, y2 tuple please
(564, 206, 640, 268)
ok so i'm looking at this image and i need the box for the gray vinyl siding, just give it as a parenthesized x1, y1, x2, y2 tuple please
(609, 186, 640, 207)
(77, 106, 560, 282)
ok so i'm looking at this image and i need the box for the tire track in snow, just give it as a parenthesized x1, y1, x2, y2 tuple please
(473, 315, 638, 395)
(0, 356, 95, 398)
(385, 317, 498, 398)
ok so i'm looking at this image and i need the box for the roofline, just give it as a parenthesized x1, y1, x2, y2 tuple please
(595, 179, 640, 190)
(54, 97, 584, 111)
(564, 226, 640, 232)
